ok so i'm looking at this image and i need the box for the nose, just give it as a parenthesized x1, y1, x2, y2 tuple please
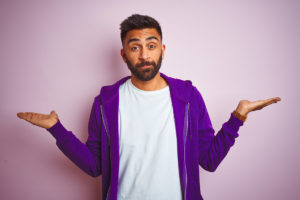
(139, 47, 150, 60)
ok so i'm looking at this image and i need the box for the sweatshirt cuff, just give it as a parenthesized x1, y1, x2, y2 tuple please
(46, 120, 69, 141)
(228, 112, 244, 132)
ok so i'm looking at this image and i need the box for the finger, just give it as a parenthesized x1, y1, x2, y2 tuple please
(248, 100, 264, 110)
(273, 97, 281, 101)
(37, 114, 43, 120)
(265, 97, 281, 103)
(274, 97, 281, 103)
(24, 112, 33, 122)
(261, 101, 274, 108)
(17, 112, 24, 119)
(24, 112, 38, 122)
(251, 98, 280, 111)
(17, 112, 31, 119)
(264, 97, 281, 105)
(274, 97, 281, 101)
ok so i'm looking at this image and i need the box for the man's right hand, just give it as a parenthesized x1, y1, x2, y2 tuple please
(17, 110, 59, 129)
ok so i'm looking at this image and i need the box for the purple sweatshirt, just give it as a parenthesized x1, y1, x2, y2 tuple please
(47, 72, 244, 200)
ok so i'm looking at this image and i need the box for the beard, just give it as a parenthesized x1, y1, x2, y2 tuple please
(125, 52, 163, 81)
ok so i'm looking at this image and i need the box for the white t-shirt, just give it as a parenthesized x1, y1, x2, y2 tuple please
(117, 78, 182, 200)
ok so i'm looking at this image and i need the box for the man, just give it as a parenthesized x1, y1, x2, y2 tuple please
(17, 14, 281, 200)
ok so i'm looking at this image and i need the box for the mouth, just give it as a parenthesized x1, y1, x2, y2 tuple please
(140, 65, 152, 68)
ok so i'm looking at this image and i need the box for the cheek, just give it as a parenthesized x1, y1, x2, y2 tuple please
(129, 53, 143, 63)
(127, 54, 136, 62)
(125, 53, 138, 65)
(153, 51, 162, 60)
(125, 50, 136, 60)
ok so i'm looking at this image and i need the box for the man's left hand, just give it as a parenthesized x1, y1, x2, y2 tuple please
(235, 97, 281, 117)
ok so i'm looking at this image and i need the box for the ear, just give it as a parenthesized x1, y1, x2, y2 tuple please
(120, 48, 126, 63)
(162, 44, 166, 59)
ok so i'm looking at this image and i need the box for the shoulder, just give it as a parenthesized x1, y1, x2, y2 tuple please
(164, 74, 194, 101)
(93, 76, 131, 104)
(168, 75, 205, 105)
(170, 76, 204, 102)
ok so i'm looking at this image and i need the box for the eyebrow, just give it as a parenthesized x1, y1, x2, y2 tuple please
(127, 36, 159, 45)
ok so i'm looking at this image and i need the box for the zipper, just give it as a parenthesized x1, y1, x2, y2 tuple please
(183, 102, 190, 200)
(100, 104, 110, 146)
(100, 104, 111, 200)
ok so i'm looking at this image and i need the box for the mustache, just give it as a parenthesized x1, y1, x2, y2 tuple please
(136, 61, 155, 68)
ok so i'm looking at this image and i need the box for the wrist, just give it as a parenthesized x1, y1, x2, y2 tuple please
(233, 110, 247, 122)
(46, 118, 58, 129)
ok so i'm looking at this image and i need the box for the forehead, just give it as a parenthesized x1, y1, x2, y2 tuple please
(124, 28, 161, 43)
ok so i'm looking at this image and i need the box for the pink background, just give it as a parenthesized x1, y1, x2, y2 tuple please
(1, 1, 299, 199)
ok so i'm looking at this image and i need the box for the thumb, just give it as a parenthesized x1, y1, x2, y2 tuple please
(50, 110, 58, 119)
(50, 110, 56, 115)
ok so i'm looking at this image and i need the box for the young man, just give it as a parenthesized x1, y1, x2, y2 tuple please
(17, 14, 281, 200)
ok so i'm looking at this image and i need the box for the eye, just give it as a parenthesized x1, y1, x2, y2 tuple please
(131, 46, 139, 51)
(149, 44, 156, 49)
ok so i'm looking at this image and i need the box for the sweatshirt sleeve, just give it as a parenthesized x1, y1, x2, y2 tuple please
(194, 87, 244, 172)
(46, 99, 102, 177)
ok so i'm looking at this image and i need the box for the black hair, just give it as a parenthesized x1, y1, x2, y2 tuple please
(120, 14, 162, 45)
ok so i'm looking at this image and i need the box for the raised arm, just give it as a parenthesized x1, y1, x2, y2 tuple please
(194, 87, 281, 172)
(17, 99, 102, 177)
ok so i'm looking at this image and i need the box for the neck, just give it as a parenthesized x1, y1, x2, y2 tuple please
(130, 72, 168, 91)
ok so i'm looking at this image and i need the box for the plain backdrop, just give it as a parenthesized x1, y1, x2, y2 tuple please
(0, 1, 299, 200)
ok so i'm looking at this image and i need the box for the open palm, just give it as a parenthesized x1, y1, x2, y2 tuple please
(17, 111, 59, 129)
(235, 97, 281, 117)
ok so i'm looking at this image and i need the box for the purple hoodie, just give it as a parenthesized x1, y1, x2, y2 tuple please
(47, 72, 244, 200)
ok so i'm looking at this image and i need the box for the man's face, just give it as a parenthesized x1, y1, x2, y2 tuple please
(121, 28, 165, 81)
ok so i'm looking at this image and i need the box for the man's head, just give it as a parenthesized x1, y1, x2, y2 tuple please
(120, 14, 165, 81)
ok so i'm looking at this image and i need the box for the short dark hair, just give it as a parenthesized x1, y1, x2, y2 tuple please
(120, 14, 162, 45)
